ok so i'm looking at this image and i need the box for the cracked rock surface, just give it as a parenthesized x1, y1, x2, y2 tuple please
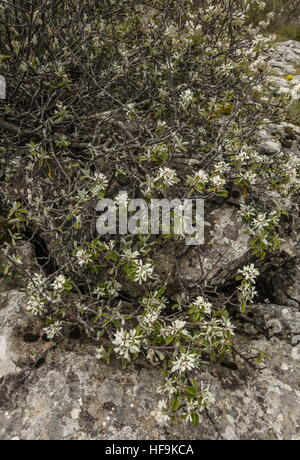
(0, 291, 300, 440)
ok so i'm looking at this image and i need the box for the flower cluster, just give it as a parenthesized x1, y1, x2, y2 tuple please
(112, 328, 143, 361)
(151, 400, 171, 425)
(171, 351, 199, 374)
(154, 167, 180, 191)
(239, 204, 283, 258)
(128, 259, 155, 284)
(26, 274, 48, 316)
(192, 296, 213, 316)
(44, 320, 63, 340)
(180, 89, 194, 109)
(91, 173, 109, 198)
(237, 264, 260, 312)
(75, 248, 93, 267)
(52, 274, 66, 292)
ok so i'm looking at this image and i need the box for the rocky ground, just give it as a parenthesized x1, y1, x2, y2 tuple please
(1, 291, 300, 440)
(0, 41, 299, 441)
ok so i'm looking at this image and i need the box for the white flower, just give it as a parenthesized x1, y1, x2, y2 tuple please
(213, 161, 230, 175)
(112, 328, 142, 361)
(211, 175, 226, 189)
(194, 169, 209, 183)
(115, 191, 129, 207)
(132, 260, 154, 284)
(52, 274, 66, 291)
(43, 320, 63, 340)
(171, 351, 198, 374)
(221, 318, 235, 336)
(239, 203, 256, 219)
(251, 213, 270, 232)
(94, 280, 121, 299)
(141, 311, 159, 328)
(238, 282, 258, 303)
(170, 319, 188, 335)
(75, 249, 92, 267)
(161, 319, 188, 337)
(200, 382, 215, 406)
(160, 326, 173, 338)
(103, 241, 116, 251)
(151, 400, 171, 425)
(26, 274, 50, 315)
(182, 398, 204, 423)
(30, 274, 48, 290)
(93, 172, 108, 186)
(242, 171, 257, 184)
(91, 172, 108, 196)
(156, 120, 167, 130)
(236, 149, 251, 163)
(155, 167, 179, 189)
(238, 264, 259, 282)
(26, 298, 46, 316)
(122, 249, 140, 262)
(157, 377, 177, 398)
(197, 317, 235, 343)
(141, 291, 167, 312)
(193, 296, 213, 315)
(172, 319, 187, 330)
(96, 346, 106, 360)
(180, 89, 194, 108)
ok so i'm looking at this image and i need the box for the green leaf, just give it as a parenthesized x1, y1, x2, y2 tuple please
(165, 336, 174, 345)
(191, 413, 200, 426)
(216, 190, 229, 197)
(64, 283, 73, 291)
(170, 397, 181, 412)
(185, 386, 197, 396)
(240, 301, 246, 313)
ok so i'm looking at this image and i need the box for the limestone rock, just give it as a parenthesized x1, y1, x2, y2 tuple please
(256, 129, 282, 154)
(264, 244, 300, 309)
(267, 41, 300, 101)
(269, 40, 300, 76)
(154, 205, 250, 293)
(0, 292, 300, 440)
(268, 75, 300, 100)
(179, 205, 250, 286)
(0, 241, 41, 292)
(0, 291, 48, 379)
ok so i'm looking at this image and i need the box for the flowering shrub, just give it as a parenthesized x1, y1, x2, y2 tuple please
(0, 0, 299, 425)
(247, 0, 300, 25)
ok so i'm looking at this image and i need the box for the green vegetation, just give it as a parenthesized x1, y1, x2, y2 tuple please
(0, 0, 299, 426)
(272, 24, 300, 41)
(246, 0, 300, 40)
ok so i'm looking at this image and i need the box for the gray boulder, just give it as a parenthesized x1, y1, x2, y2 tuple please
(154, 205, 250, 294)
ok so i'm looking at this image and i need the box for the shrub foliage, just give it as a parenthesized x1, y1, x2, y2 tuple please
(0, 0, 299, 425)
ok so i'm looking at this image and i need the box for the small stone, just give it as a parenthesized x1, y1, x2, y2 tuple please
(244, 322, 258, 335)
(71, 409, 81, 420)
